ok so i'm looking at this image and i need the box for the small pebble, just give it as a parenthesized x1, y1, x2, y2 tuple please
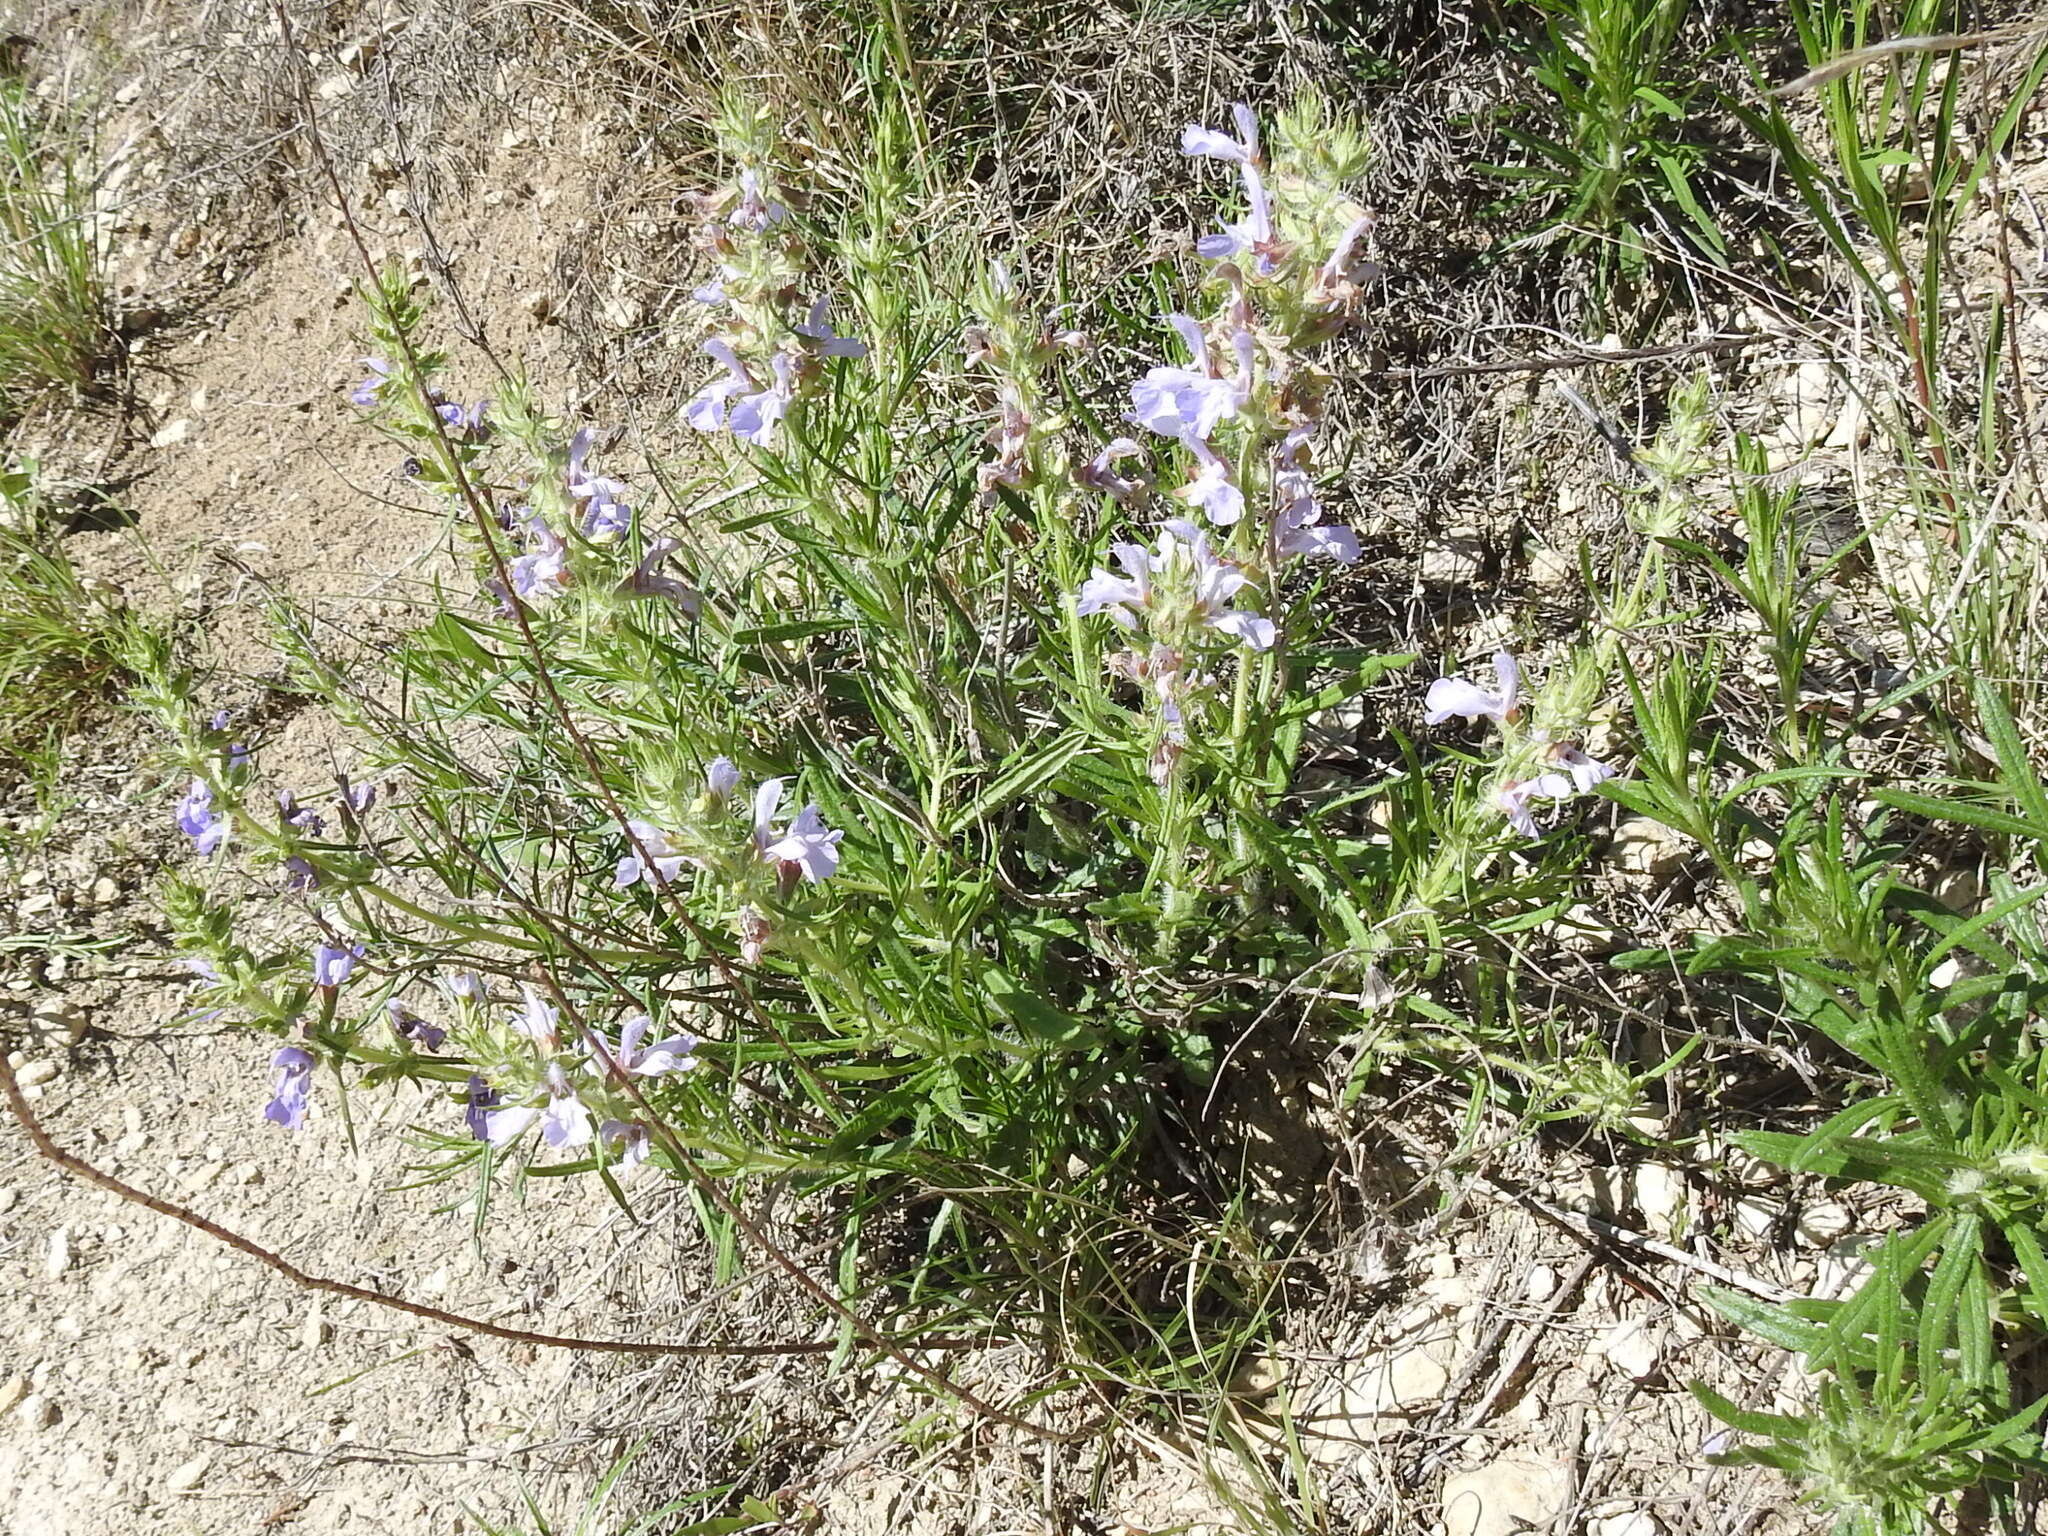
(16, 1393, 59, 1430)
(44, 1227, 71, 1279)
(166, 1453, 213, 1492)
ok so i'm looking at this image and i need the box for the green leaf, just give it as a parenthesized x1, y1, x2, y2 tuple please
(1698, 1285, 1830, 1358)
(944, 730, 1092, 836)
(983, 967, 1096, 1053)
(1876, 787, 2048, 843)
(1689, 1381, 1810, 1441)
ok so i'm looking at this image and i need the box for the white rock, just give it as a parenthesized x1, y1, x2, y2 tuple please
(1609, 817, 1688, 877)
(1421, 532, 1486, 585)
(1774, 359, 1836, 445)
(44, 1227, 71, 1279)
(316, 74, 354, 101)
(1596, 1318, 1663, 1382)
(16, 1058, 59, 1087)
(1733, 1196, 1782, 1239)
(16, 1393, 59, 1429)
(301, 1307, 332, 1352)
(0, 1375, 27, 1415)
(602, 295, 643, 331)
(167, 1453, 213, 1492)
(1524, 1264, 1557, 1302)
(149, 417, 193, 448)
(1591, 1513, 1663, 1536)
(1795, 1201, 1855, 1248)
(1632, 1165, 1689, 1239)
(1441, 1456, 1571, 1536)
(30, 1002, 85, 1046)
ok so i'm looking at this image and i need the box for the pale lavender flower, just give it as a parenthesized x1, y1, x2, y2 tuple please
(436, 398, 491, 440)
(616, 817, 689, 889)
(283, 855, 320, 894)
(1549, 743, 1618, 795)
(751, 779, 783, 854)
(601, 1118, 652, 1174)
(1496, 772, 1578, 839)
(278, 790, 326, 837)
(565, 428, 632, 539)
(1170, 518, 1277, 651)
(1184, 106, 1282, 276)
(794, 297, 867, 359)
(263, 1046, 315, 1130)
(616, 536, 699, 611)
(1173, 436, 1245, 527)
(508, 518, 570, 598)
(336, 775, 376, 815)
(1128, 316, 1239, 441)
(685, 340, 754, 433)
(728, 352, 796, 447)
(184, 955, 222, 984)
(312, 941, 364, 989)
(580, 487, 633, 540)
(464, 1074, 499, 1140)
(1276, 503, 1360, 563)
(613, 1013, 700, 1077)
(1075, 541, 1155, 632)
(1272, 434, 1359, 564)
(482, 1101, 539, 1147)
(349, 358, 392, 407)
(537, 1066, 595, 1149)
(750, 779, 842, 882)
(386, 999, 447, 1052)
(762, 803, 844, 883)
(177, 778, 228, 854)
(510, 982, 561, 1052)
(977, 387, 1031, 500)
(1424, 653, 1521, 727)
(444, 970, 485, 1004)
(1194, 166, 1280, 276)
(1075, 438, 1150, 503)
(706, 756, 741, 801)
(1076, 521, 1274, 651)
(1181, 103, 1261, 165)
(732, 168, 786, 231)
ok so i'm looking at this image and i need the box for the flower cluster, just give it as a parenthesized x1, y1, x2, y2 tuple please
(472, 427, 697, 619)
(964, 261, 1088, 502)
(1423, 651, 1618, 837)
(683, 158, 866, 450)
(1069, 103, 1370, 781)
(478, 984, 701, 1173)
(614, 758, 845, 963)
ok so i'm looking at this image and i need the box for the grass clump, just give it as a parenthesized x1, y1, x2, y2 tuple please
(0, 72, 110, 415)
(0, 459, 147, 767)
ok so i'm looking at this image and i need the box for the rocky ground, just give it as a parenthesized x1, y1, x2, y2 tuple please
(6, 2, 2044, 1534)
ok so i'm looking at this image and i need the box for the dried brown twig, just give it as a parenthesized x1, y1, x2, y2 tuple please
(1367, 332, 1767, 384)
(0, 1051, 979, 1360)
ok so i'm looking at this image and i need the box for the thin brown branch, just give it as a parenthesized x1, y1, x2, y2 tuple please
(0, 1052, 975, 1360)
(1367, 332, 1767, 384)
